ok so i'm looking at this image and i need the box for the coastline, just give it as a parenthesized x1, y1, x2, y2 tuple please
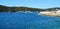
(39, 10, 60, 17)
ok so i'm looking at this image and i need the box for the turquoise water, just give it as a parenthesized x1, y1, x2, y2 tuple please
(0, 12, 60, 29)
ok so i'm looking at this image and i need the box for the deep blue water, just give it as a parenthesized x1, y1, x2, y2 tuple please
(0, 12, 60, 29)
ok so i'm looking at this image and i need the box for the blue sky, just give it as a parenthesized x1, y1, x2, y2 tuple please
(0, 0, 60, 8)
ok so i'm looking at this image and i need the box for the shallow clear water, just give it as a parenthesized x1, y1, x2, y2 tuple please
(0, 12, 60, 29)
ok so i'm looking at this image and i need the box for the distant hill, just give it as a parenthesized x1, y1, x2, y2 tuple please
(0, 5, 60, 12)
(0, 5, 45, 12)
(46, 7, 60, 11)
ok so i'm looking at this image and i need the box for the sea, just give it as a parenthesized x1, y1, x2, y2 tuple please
(0, 11, 60, 29)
